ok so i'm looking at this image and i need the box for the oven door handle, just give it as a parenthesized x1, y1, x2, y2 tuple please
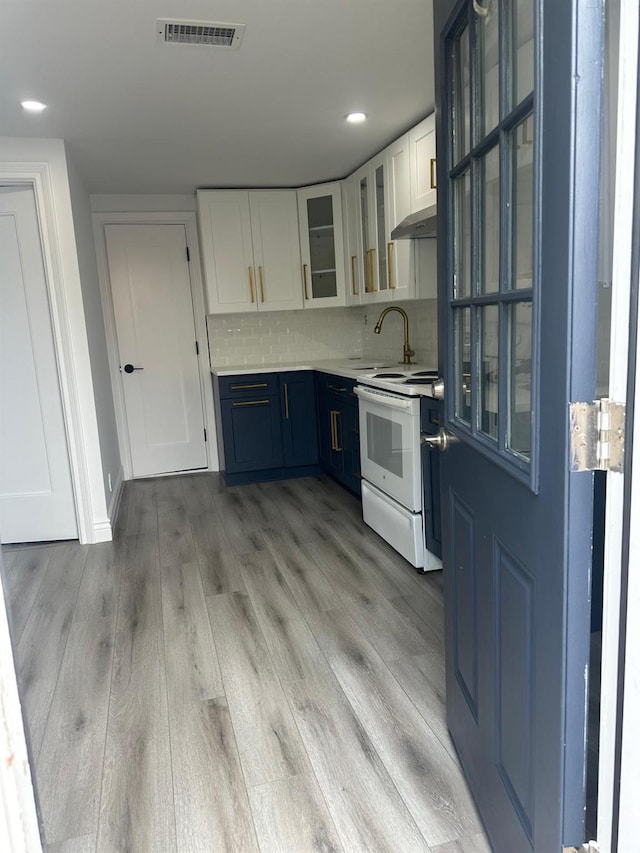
(353, 385, 415, 410)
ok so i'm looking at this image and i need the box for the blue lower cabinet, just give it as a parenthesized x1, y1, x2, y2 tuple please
(315, 373, 361, 497)
(217, 371, 320, 485)
(281, 372, 319, 468)
(220, 396, 283, 473)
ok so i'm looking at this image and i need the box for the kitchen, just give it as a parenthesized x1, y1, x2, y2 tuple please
(3, 4, 640, 849)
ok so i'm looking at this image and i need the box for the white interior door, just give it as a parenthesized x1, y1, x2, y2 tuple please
(105, 223, 207, 477)
(0, 186, 77, 543)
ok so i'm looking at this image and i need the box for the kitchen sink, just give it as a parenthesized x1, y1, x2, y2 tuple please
(353, 365, 394, 370)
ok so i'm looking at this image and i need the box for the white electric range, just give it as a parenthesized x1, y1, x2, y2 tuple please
(353, 366, 441, 571)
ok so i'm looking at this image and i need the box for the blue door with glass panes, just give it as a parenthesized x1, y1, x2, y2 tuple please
(433, 0, 602, 849)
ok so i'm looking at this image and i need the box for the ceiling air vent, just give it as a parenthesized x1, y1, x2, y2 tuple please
(157, 19, 246, 49)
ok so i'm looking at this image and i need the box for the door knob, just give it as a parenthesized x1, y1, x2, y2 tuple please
(122, 363, 144, 374)
(431, 378, 445, 400)
(421, 428, 458, 452)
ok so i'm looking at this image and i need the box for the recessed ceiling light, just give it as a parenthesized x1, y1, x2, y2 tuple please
(21, 100, 47, 113)
(346, 112, 367, 124)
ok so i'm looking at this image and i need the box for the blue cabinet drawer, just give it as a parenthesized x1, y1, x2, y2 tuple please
(219, 373, 279, 399)
(315, 372, 358, 406)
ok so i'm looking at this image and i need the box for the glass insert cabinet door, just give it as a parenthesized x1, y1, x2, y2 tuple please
(355, 155, 391, 299)
(297, 183, 346, 308)
(448, 0, 534, 470)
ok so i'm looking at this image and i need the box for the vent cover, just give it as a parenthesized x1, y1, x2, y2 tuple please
(157, 19, 246, 49)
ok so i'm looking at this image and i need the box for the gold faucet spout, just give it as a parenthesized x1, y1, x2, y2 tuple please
(373, 306, 416, 365)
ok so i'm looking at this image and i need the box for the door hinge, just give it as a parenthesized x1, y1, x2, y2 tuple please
(570, 399, 625, 472)
(195, 340, 199, 355)
(204, 428, 207, 442)
(186, 246, 190, 262)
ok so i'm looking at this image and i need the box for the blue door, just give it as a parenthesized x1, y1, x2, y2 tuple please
(433, 0, 602, 849)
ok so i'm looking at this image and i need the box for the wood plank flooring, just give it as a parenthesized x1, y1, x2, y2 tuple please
(1, 472, 490, 852)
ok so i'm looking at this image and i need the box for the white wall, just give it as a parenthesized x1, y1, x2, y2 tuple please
(90, 193, 196, 212)
(67, 157, 121, 514)
(0, 137, 112, 542)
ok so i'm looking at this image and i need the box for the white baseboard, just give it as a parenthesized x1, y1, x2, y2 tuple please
(107, 465, 124, 524)
(92, 520, 113, 543)
(89, 466, 124, 544)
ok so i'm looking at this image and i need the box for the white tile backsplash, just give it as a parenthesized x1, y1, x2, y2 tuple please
(207, 299, 438, 369)
(207, 307, 364, 366)
(361, 299, 438, 369)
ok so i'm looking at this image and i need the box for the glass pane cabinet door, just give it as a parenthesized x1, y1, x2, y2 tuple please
(447, 0, 535, 467)
(298, 183, 346, 308)
(307, 195, 337, 299)
(374, 164, 389, 294)
(359, 174, 372, 292)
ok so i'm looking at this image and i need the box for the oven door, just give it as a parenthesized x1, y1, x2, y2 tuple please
(354, 385, 421, 512)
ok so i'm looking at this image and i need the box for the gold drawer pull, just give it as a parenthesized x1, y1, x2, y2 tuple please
(259, 266, 265, 302)
(430, 158, 437, 190)
(387, 242, 395, 289)
(330, 410, 342, 451)
(232, 399, 270, 407)
(351, 255, 358, 296)
(328, 385, 347, 393)
(230, 383, 268, 390)
(303, 263, 309, 300)
(366, 248, 376, 292)
(284, 383, 290, 419)
(248, 267, 255, 303)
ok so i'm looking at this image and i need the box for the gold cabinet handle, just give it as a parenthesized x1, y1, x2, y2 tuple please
(430, 158, 437, 190)
(366, 248, 376, 292)
(230, 383, 268, 390)
(283, 383, 289, 419)
(259, 266, 265, 302)
(329, 410, 336, 450)
(331, 410, 342, 451)
(248, 267, 255, 303)
(351, 255, 358, 296)
(328, 385, 347, 393)
(232, 399, 270, 407)
(387, 242, 395, 289)
(303, 263, 309, 300)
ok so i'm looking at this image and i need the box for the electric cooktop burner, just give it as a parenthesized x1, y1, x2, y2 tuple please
(374, 372, 405, 378)
(410, 370, 438, 377)
(404, 378, 435, 384)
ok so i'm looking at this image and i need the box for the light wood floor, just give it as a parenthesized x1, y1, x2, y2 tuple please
(1, 473, 490, 853)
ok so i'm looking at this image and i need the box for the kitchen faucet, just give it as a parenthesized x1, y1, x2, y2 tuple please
(373, 306, 416, 365)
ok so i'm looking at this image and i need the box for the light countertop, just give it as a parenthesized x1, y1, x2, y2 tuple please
(210, 359, 407, 381)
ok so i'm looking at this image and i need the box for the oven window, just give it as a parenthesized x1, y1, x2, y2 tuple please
(366, 412, 403, 477)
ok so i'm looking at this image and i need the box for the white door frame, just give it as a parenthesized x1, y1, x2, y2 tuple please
(92, 211, 218, 479)
(0, 163, 99, 544)
(596, 1, 639, 850)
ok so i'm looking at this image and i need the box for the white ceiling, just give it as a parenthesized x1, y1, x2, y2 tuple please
(0, 1, 434, 194)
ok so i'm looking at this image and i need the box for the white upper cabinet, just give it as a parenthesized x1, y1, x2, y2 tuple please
(385, 133, 417, 301)
(355, 153, 393, 303)
(342, 174, 362, 306)
(409, 114, 437, 212)
(197, 191, 255, 314)
(197, 190, 302, 314)
(297, 182, 346, 308)
(248, 192, 303, 312)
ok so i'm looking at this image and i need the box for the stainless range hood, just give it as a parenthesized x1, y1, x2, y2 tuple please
(390, 203, 438, 239)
